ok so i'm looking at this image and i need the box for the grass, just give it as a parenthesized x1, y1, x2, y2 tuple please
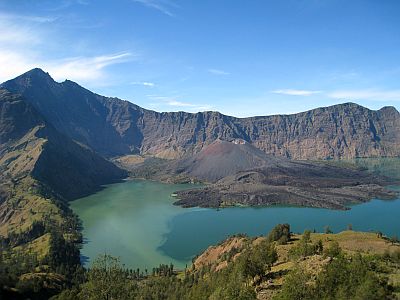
(310, 230, 399, 255)
(0, 180, 62, 236)
(0, 176, 64, 262)
(192, 230, 400, 298)
(12, 233, 52, 260)
(113, 154, 145, 167)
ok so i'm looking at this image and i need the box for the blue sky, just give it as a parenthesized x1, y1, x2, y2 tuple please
(0, 0, 400, 117)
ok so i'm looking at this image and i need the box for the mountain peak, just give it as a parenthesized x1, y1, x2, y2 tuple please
(23, 68, 54, 81)
(1, 68, 58, 93)
(22, 68, 53, 81)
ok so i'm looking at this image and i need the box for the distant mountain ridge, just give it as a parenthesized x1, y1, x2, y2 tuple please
(2, 68, 400, 160)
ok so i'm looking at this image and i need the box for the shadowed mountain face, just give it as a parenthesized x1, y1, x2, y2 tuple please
(2, 68, 400, 159)
(0, 89, 126, 200)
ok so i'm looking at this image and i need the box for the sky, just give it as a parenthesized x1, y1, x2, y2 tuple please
(0, 0, 400, 117)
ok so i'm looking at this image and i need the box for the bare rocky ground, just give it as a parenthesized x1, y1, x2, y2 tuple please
(128, 140, 398, 210)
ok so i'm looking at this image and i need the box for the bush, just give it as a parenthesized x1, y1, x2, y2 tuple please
(275, 253, 393, 300)
(266, 224, 291, 245)
(323, 241, 341, 258)
(288, 231, 323, 259)
(236, 240, 278, 280)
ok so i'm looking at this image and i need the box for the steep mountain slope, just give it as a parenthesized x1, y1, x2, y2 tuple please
(0, 89, 126, 200)
(1, 69, 143, 156)
(2, 68, 400, 159)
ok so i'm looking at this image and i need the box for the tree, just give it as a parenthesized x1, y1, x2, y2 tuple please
(237, 241, 277, 281)
(390, 235, 399, 245)
(313, 254, 391, 299)
(323, 241, 341, 258)
(79, 254, 136, 300)
(324, 226, 333, 234)
(266, 224, 291, 245)
(277, 252, 393, 300)
(302, 230, 311, 243)
(315, 239, 324, 255)
(274, 267, 312, 300)
(288, 232, 323, 259)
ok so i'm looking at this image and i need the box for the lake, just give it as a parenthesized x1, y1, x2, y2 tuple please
(71, 158, 400, 270)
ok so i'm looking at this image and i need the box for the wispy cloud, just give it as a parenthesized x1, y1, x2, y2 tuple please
(0, 12, 58, 24)
(208, 68, 230, 76)
(132, 0, 177, 17)
(0, 12, 134, 85)
(45, 53, 133, 82)
(131, 81, 155, 87)
(271, 89, 321, 96)
(147, 95, 212, 112)
(0, 50, 133, 84)
(0, 13, 45, 45)
(328, 89, 400, 101)
(46, 0, 89, 11)
(270, 87, 400, 102)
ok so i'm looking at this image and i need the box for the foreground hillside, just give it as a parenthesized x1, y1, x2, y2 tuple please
(2, 68, 400, 160)
(50, 226, 400, 300)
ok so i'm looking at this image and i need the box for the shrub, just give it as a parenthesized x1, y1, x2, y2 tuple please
(266, 224, 291, 245)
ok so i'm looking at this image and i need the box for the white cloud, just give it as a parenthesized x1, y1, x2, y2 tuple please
(0, 14, 43, 45)
(270, 88, 400, 102)
(47, 0, 89, 11)
(132, 0, 176, 17)
(208, 68, 230, 76)
(0, 12, 134, 85)
(327, 89, 400, 101)
(0, 50, 37, 82)
(147, 95, 212, 112)
(0, 47, 133, 84)
(45, 53, 132, 82)
(0, 12, 57, 24)
(167, 100, 197, 107)
(271, 89, 321, 96)
(131, 81, 155, 87)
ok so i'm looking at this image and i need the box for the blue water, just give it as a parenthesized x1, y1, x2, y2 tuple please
(159, 198, 400, 262)
(72, 158, 400, 270)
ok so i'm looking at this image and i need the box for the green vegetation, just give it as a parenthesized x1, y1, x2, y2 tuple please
(47, 224, 400, 300)
(266, 223, 291, 245)
(54, 236, 278, 300)
(0, 177, 84, 299)
(288, 230, 323, 259)
(276, 254, 392, 300)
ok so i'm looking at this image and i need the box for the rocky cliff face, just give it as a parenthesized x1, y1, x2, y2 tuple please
(3, 68, 400, 160)
(0, 89, 126, 200)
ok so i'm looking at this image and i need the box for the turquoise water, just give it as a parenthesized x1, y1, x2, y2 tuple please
(160, 198, 400, 262)
(71, 158, 400, 270)
(70, 180, 198, 270)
